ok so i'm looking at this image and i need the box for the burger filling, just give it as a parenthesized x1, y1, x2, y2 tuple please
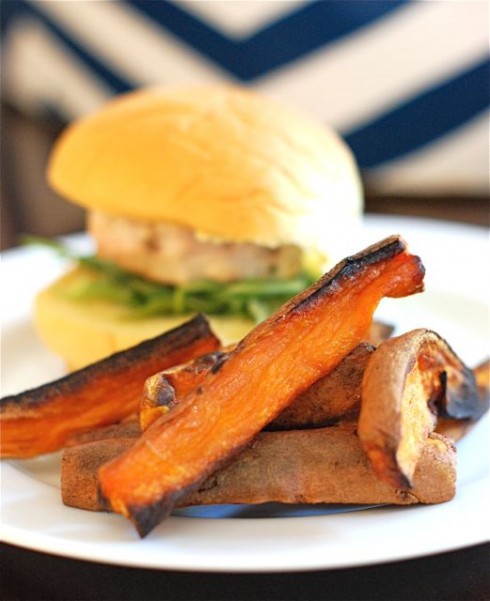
(88, 212, 305, 285)
(31, 212, 323, 324)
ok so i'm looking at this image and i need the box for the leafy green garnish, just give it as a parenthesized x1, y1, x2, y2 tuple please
(26, 236, 318, 323)
(22, 235, 73, 256)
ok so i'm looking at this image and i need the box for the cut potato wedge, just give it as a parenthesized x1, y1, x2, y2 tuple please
(358, 328, 480, 488)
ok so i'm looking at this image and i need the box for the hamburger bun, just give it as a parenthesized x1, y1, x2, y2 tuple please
(37, 85, 363, 369)
(35, 267, 253, 371)
(48, 85, 362, 252)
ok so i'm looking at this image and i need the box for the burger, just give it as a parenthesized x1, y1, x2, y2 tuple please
(35, 85, 363, 370)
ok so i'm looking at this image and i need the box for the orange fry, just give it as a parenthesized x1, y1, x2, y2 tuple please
(0, 315, 220, 458)
(99, 235, 425, 537)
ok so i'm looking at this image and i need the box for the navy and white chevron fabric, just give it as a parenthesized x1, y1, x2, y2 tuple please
(2, 0, 489, 195)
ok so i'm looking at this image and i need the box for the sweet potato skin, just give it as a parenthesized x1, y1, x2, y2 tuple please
(183, 429, 456, 507)
(98, 236, 425, 537)
(267, 343, 374, 430)
(63, 438, 135, 511)
(62, 427, 456, 512)
(358, 328, 479, 488)
(0, 315, 220, 458)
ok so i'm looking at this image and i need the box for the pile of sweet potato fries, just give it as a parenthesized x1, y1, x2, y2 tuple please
(1, 236, 488, 538)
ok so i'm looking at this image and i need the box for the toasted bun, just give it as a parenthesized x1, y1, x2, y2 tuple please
(47, 85, 362, 255)
(35, 267, 253, 371)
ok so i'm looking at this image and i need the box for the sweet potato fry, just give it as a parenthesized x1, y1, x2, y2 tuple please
(268, 342, 374, 430)
(186, 430, 455, 507)
(141, 343, 374, 433)
(139, 318, 392, 432)
(65, 414, 141, 447)
(436, 358, 490, 441)
(139, 349, 229, 431)
(358, 328, 480, 488)
(98, 235, 425, 537)
(142, 349, 489, 438)
(62, 427, 455, 512)
(0, 315, 220, 458)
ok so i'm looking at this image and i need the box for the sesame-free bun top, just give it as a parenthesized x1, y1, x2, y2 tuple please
(47, 85, 362, 252)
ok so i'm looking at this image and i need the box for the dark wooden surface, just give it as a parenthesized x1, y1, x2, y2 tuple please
(1, 541, 489, 601)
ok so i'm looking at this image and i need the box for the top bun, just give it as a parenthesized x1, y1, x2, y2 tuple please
(47, 85, 362, 252)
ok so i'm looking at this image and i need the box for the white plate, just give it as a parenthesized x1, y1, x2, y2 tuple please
(1, 216, 489, 572)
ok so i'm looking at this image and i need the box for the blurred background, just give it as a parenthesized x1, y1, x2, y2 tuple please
(1, 0, 489, 250)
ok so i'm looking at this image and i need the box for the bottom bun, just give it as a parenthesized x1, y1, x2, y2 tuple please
(34, 268, 254, 371)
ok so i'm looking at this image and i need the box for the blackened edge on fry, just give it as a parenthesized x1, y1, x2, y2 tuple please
(0, 314, 217, 411)
(285, 235, 408, 317)
(440, 364, 483, 420)
(127, 495, 180, 538)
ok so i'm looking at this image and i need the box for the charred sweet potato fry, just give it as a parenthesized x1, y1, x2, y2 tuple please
(0, 315, 220, 458)
(98, 235, 425, 537)
(141, 343, 374, 432)
(436, 358, 490, 441)
(142, 348, 488, 437)
(62, 427, 456, 512)
(358, 328, 480, 488)
(139, 319, 392, 432)
(139, 349, 229, 431)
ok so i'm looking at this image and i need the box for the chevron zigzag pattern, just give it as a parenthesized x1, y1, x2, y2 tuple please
(1, 0, 489, 194)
